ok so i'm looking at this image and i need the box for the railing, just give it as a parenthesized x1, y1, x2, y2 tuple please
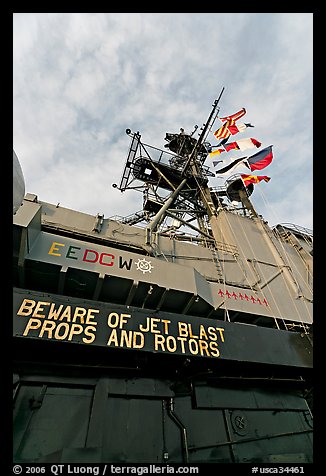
(274, 223, 313, 238)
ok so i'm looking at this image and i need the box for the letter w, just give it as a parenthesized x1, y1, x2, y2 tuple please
(119, 257, 132, 270)
(48, 304, 63, 320)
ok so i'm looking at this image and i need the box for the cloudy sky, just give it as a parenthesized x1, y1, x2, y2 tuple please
(13, 13, 313, 230)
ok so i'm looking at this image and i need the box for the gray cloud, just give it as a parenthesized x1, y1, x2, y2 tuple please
(13, 12, 313, 229)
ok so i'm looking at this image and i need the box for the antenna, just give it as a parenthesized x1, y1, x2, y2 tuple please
(181, 87, 224, 176)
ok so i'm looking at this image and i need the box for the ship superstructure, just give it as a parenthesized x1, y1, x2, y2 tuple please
(13, 94, 313, 464)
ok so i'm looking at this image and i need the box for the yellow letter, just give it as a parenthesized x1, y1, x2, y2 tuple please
(139, 317, 150, 332)
(48, 242, 65, 256)
(178, 322, 188, 337)
(166, 336, 177, 353)
(85, 308, 99, 325)
(199, 325, 208, 340)
(154, 334, 165, 351)
(198, 340, 210, 357)
(59, 306, 72, 322)
(39, 320, 56, 338)
(207, 327, 217, 340)
(17, 299, 36, 317)
(188, 339, 199, 355)
(83, 326, 97, 344)
(22, 318, 41, 335)
(177, 337, 187, 353)
(107, 312, 120, 328)
(161, 319, 171, 334)
(32, 301, 50, 319)
(54, 322, 70, 340)
(107, 329, 119, 346)
(216, 327, 225, 342)
(120, 329, 132, 348)
(133, 331, 144, 349)
(150, 317, 161, 333)
(119, 313, 131, 329)
(68, 324, 84, 340)
(209, 341, 220, 357)
(72, 307, 87, 324)
(48, 304, 63, 320)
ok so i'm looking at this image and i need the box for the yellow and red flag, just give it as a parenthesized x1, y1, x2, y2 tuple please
(213, 108, 248, 141)
(241, 174, 271, 187)
(219, 108, 246, 123)
(214, 121, 249, 140)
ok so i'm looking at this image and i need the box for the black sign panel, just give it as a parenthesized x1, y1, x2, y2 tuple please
(13, 289, 225, 359)
(13, 288, 312, 367)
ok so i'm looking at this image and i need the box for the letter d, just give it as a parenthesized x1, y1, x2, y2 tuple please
(83, 249, 99, 263)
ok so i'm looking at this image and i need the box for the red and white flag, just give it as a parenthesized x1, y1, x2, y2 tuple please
(210, 138, 261, 157)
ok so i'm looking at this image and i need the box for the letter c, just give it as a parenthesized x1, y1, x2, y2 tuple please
(99, 253, 115, 266)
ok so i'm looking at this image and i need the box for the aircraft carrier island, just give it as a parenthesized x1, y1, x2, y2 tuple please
(13, 95, 313, 464)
